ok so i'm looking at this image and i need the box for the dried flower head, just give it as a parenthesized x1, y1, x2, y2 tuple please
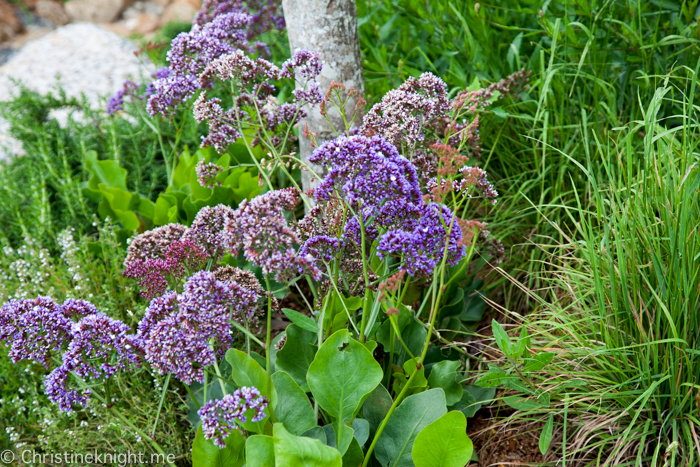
(361, 72, 450, 148)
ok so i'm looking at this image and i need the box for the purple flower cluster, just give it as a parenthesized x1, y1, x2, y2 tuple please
(147, 13, 253, 117)
(224, 188, 321, 282)
(183, 204, 235, 259)
(46, 313, 141, 410)
(305, 134, 467, 276)
(194, 49, 321, 152)
(198, 387, 268, 447)
(123, 239, 209, 299)
(194, 0, 284, 41)
(196, 159, 225, 188)
(309, 135, 422, 245)
(138, 271, 259, 384)
(361, 72, 450, 148)
(378, 203, 465, 276)
(107, 80, 139, 115)
(0, 297, 73, 366)
(124, 209, 240, 298)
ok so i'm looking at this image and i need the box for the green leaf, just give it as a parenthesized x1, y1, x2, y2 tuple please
(271, 371, 316, 436)
(362, 384, 392, 438)
(524, 352, 554, 372)
(273, 423, 342, 467)
(341, 437, 364, 467)
(451, 386, 494, 418)
(281, 308, 318, 334)
(322, 424, 354, 456)
(539, 415, 554, 455)
(84, 150, 128, 191)
(307, 330, 383, 452)
(246, 435, 275, 467)
(411, 411, 473, 467)
(225, 349, 276, 433)
(351, 419, 370, 448)
(427, 360, 462, 406)
(276, 324, 317, 392)
(302, 427, 327, 444)
(503, 395, 542, 411)
(392, 357, 427, 396)
(192, 425, 245, 467)
(491, 320, 512, 356)
(375, 389, 448, 467)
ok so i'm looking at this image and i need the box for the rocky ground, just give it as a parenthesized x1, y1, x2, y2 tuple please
(0, 0, 196, 159)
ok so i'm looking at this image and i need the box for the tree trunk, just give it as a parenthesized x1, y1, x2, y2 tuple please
(282, 0, 365, 192)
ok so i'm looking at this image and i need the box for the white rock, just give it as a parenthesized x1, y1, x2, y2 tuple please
(64, 0, 130, 23)
(0, 23, 153, 159)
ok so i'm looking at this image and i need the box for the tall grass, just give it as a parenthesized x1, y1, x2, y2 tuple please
(496, 73, 700, 466)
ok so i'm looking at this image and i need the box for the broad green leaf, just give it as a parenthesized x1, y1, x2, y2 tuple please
(491, 320, 512, 356)
(411, 411, 473, 467)
(302, 427, 327, 444)
(362, 384, 392, 438)
(375, 389, 448, 467)
(539, 414, 554, 455)
(451, 386, 494, 418)
(271, 371, 316, 436)
(192, 425, 245, 467)
(341, 437, 364, 467)
(427, 361, 462, 406)
(308, 330, 383, 451)
(246, 435, 274, 467)
(84, 150, 127, 191)
(281, 308, 318, 333)
(322, 424, 354, 456)
(276, 324, 317, 392)
(225, 349, 276, 433)
(273, 423, 342, 467)
(351, 419, 370, 448)
(524, 352, 554, 372)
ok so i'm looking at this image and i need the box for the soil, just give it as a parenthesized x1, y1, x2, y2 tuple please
(469, 408, 544, 466)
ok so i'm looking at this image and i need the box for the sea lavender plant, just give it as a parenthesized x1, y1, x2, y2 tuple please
(138, 270, 260, 384)
(198, 387, 268, 447)
(224, 188, 320, 282)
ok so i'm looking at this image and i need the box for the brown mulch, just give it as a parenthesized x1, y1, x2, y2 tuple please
(469, 409, 544, 466)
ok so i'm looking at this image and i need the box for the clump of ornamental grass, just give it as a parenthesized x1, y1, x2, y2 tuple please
(484, 79, 700, 466)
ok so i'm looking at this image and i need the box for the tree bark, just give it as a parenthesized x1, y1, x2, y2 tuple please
(282, 0, 365, 191)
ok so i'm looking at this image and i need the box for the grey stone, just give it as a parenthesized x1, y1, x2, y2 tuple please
(0, 23, 152, 159)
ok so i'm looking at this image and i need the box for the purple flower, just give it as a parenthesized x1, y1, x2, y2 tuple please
(107, 80, 139, 115)
(459, 166, 498, 202)
(184, 204, 236, 259)
(377, 203, 465, 276)
(199, 387, 268, 447)
(138, 271, 260, 384)
(310, 135, 422, 209)
(125, 223, 189, 266)
(147, 13, 252, 117)
(224, 188, 321, 281)
(61, 299, 99, 319)
(44, 367, 90, 412)
(45, 312, 142, 411)
(309, 135, 424, 245)
(193, 92, 244, 152)
(0, 297, 72, 366)
(194, 0, 284, 41)
(196, 160, 225, 188)
(361, 72, 450, 147)
(279, 49, 322, 80)
(123, 239, 209, 299)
